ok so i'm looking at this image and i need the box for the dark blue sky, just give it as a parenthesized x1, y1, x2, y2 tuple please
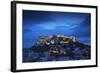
(22, 10, 91, 48)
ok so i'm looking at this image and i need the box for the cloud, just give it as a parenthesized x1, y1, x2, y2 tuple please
(22, 10, 91, 48)
(23, 10, 54, 25)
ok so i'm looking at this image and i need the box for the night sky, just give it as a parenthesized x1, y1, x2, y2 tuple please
(22, 10, 91, 49)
